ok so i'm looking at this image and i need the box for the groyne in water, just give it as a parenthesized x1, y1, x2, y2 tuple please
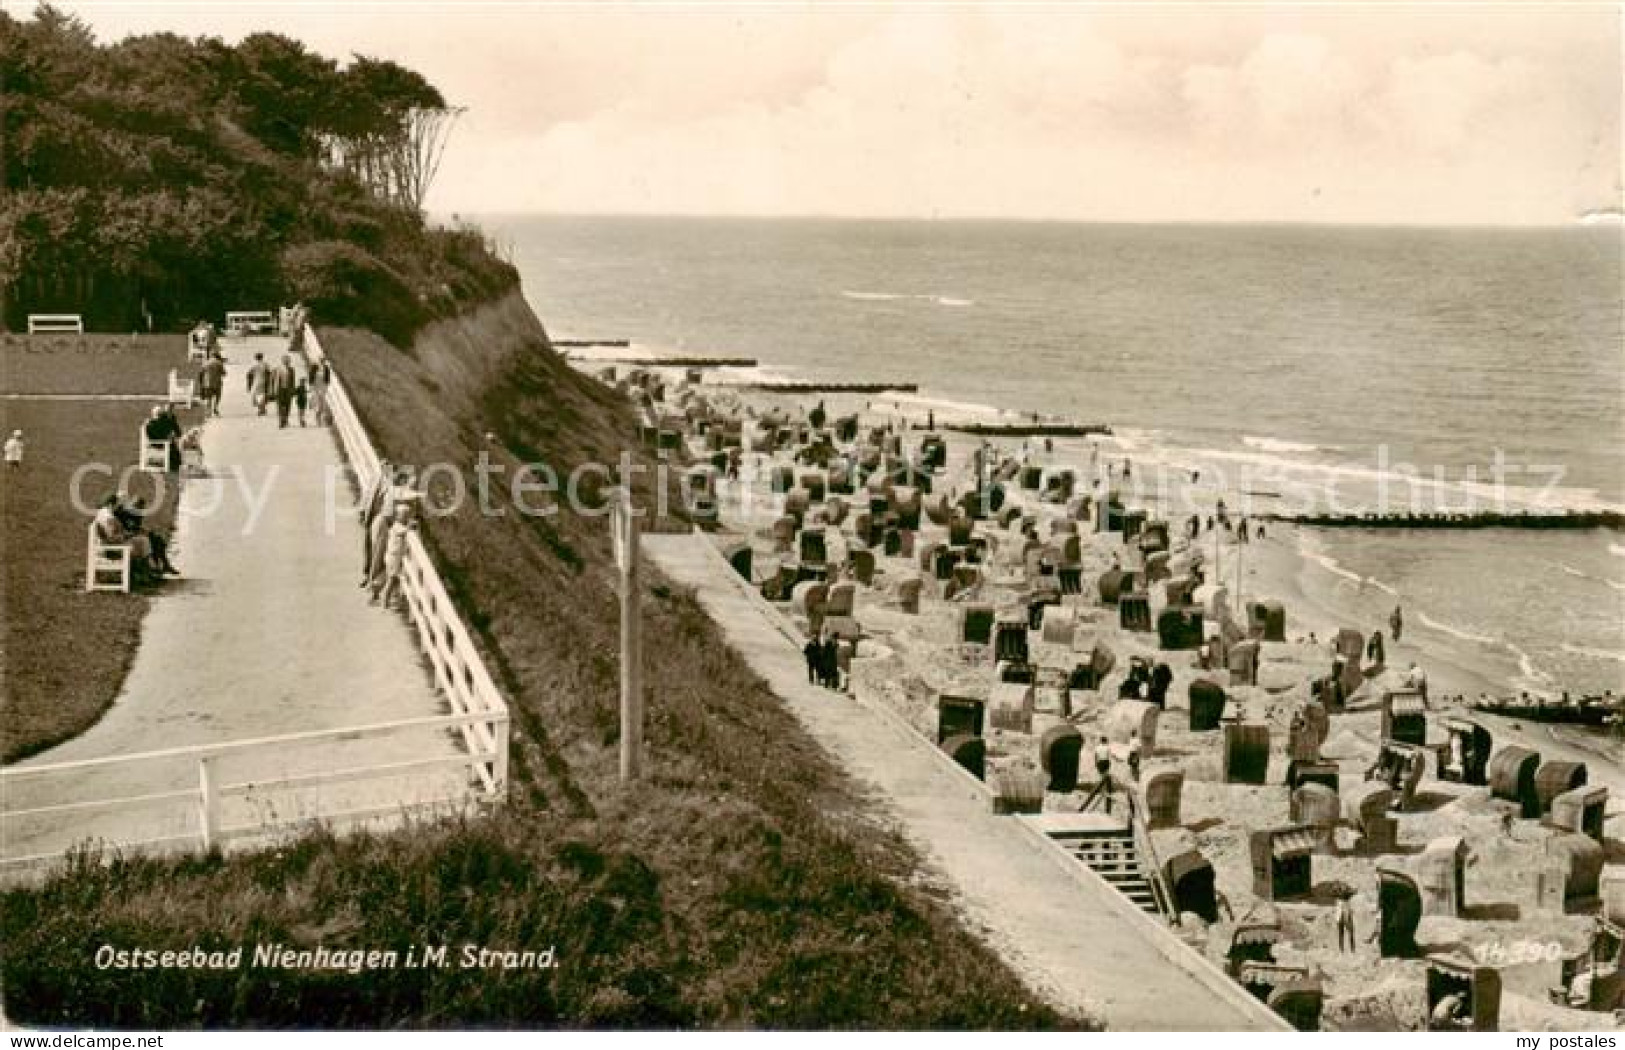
(1263, 510, 1625, 531)
(591, 356, 760, 368)
(731, 381, 920, 394)
(945, 422, 1113, 438)
(554, 339, 631, 348)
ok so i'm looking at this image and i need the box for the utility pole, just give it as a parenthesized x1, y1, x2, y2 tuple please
(613, 487, 643, 781)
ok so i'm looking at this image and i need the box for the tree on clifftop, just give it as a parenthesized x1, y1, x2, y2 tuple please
(0, 3, 510, 337)
(320, 56, 464, 211)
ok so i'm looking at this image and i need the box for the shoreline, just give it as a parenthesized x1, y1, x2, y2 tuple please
(588, 345, 1623, 701)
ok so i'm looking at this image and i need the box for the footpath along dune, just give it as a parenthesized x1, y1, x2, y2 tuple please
(644, 531, 1286, 1031)
(2, 335, 465, 868)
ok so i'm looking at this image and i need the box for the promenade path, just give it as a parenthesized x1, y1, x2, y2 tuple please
(2, 335, 465, 867)
(645, 531, 1286, 1031)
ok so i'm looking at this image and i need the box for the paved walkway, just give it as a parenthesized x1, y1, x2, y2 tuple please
(3, 336, 465, 867)
(644, 531, 1285, 1031)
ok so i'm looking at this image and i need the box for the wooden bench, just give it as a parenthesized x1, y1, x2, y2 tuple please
(140, 434, 172, 473)
(85, 522, 132, 593)
(225, 311, 276, 337)
(27, 314, 83, 335)
(167, 369, 195, 408)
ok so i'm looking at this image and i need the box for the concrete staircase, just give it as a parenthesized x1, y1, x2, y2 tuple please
(1049, 827, 1160, 914)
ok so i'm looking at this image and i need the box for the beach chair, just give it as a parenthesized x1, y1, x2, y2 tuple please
(85, 523, 132, 593)
(139, 435, 170, 473)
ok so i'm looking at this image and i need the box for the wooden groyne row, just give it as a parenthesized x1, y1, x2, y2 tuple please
(1263, 510, 1625, 531)
(731, 381, 921, 394)
(554, 338, 631, 348)
(945, 422, 1114, 438)
(590, 356, 760, 368)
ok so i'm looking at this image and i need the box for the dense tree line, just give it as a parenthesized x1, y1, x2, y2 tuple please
(1, 4, 514, 342)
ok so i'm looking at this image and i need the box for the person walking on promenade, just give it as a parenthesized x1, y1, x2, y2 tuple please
(294, 369, 309, 427)
(1335, 894, 1357, 953)
(268, 354, 298, 428)
(1390, 605, 1404, 643)
(198, 351, 226, 417)
(308, 360, 332, 426)
(4, 429, 22, 470)
(245, 353, 269, 415)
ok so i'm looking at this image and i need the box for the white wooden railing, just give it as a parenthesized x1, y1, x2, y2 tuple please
(0, 324, 511, 877)
(1, 712, 498, 871)
(302, 324, 511, 798)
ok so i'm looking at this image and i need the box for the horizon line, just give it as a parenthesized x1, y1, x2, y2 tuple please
(436, 210, 1624, 232)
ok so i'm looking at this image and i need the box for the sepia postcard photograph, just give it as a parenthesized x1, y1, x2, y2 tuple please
(1, 0, 1621, 1037)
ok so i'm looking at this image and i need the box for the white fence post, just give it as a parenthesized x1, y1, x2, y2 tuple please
(197, 756, 219, 852)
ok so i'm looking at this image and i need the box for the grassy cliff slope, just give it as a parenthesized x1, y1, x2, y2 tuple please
(0, 292, 1085, 1029)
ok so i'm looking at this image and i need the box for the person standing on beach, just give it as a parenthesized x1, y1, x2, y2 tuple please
(1335, 895, 1357, 953)
(1408, 662, 1429, 706)
(1390, 605, 1404, 642)
(803, 632, 822, 685)
(822, 634, 840, 690)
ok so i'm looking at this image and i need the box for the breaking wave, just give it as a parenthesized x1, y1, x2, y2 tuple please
(1242, 435, 1323, 455)
(1561, 643, 1625, 664)
(1418, 612, 1497, 647)
(1555, 562, 1625, 593)
(841, 291, 975, 307)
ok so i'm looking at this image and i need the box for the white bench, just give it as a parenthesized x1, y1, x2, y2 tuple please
(140, 434, 172, 473)
(168, 369, 195, 408)
(27, 314, 83, 335)
(225, 311, 276, 337)
(86, 523, 132, 593)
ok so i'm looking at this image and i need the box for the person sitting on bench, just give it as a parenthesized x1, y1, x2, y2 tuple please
(145, 404, 182, 471)
(112, 495, 178, 578)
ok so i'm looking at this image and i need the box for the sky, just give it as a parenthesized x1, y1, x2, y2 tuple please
(31, 1, 1625, 225)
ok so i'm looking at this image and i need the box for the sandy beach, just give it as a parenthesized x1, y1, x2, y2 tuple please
(573, 353, 1622, 1032)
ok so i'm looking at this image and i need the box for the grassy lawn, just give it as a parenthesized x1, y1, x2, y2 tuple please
(0, 340, 199, 762)
(0, 301, 1086, 1029)
(0, 333, 201, 395)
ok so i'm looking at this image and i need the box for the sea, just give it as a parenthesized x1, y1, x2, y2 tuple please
(481, 215, 1625, 699)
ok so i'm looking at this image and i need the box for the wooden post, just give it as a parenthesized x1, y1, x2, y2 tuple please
(614, 489, 643, 781)
(197, 756, 219, 852)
